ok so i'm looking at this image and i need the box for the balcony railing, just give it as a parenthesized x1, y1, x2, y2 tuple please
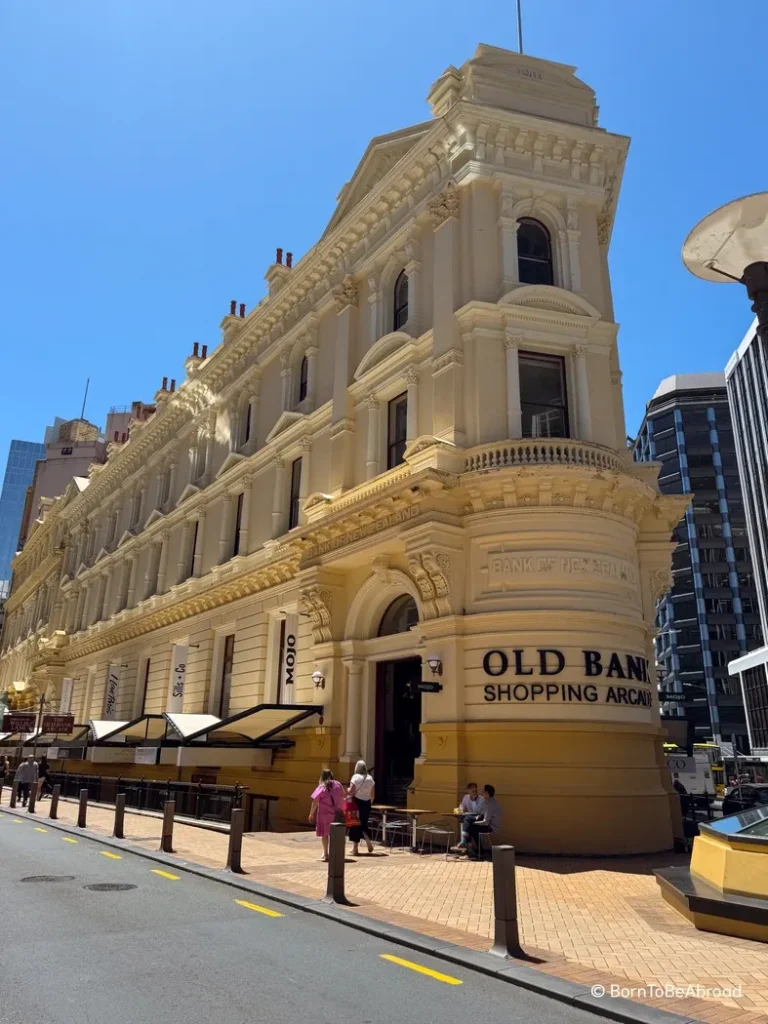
(464, 438, 626, 475)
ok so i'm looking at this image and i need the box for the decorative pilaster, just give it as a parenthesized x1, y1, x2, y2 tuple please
(367, 273, 382, 342)
(192, 509, 206, 577)
(404, 261, 421, 335)
(499, 194, 521, 292)
(405, 368, 419, 442)
(126, 555, 139, 608)
(229, 397, 240, 453)
(246, 382, 260, 453)
(280, 349, 291, 411)
(566, 201, 582, 292)
(272, 457, 286, 539)
(144, 542, 161, 600)
(203, 415, 216, 480)
(429, 182, 464, 444)
(238, 476, 252, 556)
(115, 559, 130, 613)
(178, 519, 194, 583)
(218, 496, 232, 564)
(365, 393, 380, 479)
(503, 327, 523, 439)
(92, 574, 108, 625)
(342, 659, 364, 762)
(298, 441, 312, 526)
(573, 344, 593, 441)
(305, 345, 318, 409)
(74, 585, 87, 631)
(65, 589, 78, 632)
(166, 461, 178, 509)
(156, 531, 169, 594)
(330, 278, 358, 493)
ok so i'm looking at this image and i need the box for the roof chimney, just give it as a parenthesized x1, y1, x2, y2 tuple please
(161, 376, 168, 391)
(170, 379, 176, 392)
(239, 303, 245, 318)
(276, 247, 283, 265)
(192, 341, 199, 357)
(201, 344, 208, 358)
(230, 300, 236, 316)
(286, 252, 293, 269)
(114, 430, 119, 442)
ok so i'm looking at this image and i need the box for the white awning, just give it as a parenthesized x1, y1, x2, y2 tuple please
(164, 713, 221, 740)
(184, 703, 321, 745)
(89, 719, 129, 742)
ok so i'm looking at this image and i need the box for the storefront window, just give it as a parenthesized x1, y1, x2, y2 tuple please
(519, 352, 568, 438)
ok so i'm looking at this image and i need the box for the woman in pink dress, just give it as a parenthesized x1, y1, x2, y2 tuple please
(309, 769, 345, 861)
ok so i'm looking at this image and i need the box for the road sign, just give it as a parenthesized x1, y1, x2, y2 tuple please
(417, 682, 443, 693)
(658, 692, 686, 703)
(2, 713, 36, 733)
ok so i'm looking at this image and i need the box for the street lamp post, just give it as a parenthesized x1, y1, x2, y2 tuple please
(682, 191, 768, 337)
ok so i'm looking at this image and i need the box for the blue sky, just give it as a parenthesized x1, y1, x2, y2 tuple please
(2, 0, 766, 463)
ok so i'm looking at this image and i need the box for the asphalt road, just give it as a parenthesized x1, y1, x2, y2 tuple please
(0, 815, 603, 1024)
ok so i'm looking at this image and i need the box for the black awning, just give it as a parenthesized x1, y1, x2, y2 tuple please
(184, 704, 321, 746)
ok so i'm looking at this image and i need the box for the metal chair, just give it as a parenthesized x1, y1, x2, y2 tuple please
(381, 819, 410, 850)
(416, 818, 455, 855)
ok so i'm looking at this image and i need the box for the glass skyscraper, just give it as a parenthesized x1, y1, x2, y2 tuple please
(0, 440, 46, 598)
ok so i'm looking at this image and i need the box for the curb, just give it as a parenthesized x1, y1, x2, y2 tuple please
(0, 805, 703, 1024)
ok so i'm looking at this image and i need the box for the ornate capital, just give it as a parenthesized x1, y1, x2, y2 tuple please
(273, 456, 286, 471)
(566, 201, 579, 231)
(650, 568, 672, 602)
(333, 274, 359, 312)
(504, 331, 522, 352)
(404, 367, 419, 386)
(432, 348, 464, 374)
(300, 437, 313, 454)
(241, 474, 254, 489)
(196, 507, 208, 521)
(408, 551, 452, 620)
(365, 392, 379, 410)
(299, 586, 333, 643)
(574, 344, 589, 359)
(428, 181, 460, 226)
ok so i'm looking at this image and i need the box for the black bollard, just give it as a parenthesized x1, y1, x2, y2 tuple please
(113, 793, 126, 839)
(77, 788, 88, 828)
(160, 800, 175, 853)
(324, 822, 349, 905)
(226, 807, 245, 873)
(0, 782, 3, 805)
(49, 784, 60, 820)
(9, 782, 18, 809)
(489, 845, 523, 959)
(27, 783, 37, 814)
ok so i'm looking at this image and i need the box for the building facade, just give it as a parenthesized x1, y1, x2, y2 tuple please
(0, 439, 46, 599)
(633, 374, 761, 751)
(726, 319, 768, 753)
(0, 45, 686, 854)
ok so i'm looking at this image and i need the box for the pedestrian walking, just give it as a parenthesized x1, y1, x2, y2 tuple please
(37, 755, 50, 799)
(0, 755, 8, 787)
(15, 755, 39, 807)
(347, 760, 375, 856)
(309, 769, 345, 862)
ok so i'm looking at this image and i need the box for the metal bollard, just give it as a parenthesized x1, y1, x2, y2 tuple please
(324, 822, 349, 905)
(9, 782, 18, 809)
(49, 785, 61, 820)
(77, 788, 88, 828)
(160, 800, 175, 853)
(489, 845, 523, 959)
(0, 782, 3, 805)
(226, 807, 245, 873)
(113, 793, 126, 839)
(27, 784, 37, 814)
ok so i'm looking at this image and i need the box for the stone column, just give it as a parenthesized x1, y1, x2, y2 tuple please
(305, 345, 318, 409)
(272, 458, 286, 539)
(367, 274, 382, 342)
(97, 572, 110, 623)
(404, 260, 421, 334)
(566, 202, 582, 292)
(178, 519, 194, 583)
(405, 368, 419, 442)
(246, 383, 260, 453)
(166, 460, 178, 508)
(365, 394, 380, 480)
(499, 197, 520, 292)
(188, 441, 198, 484)
(342, 660, 364, 762)
(156, 532, 169, 594)
(429, 182, 465, 445)
(203, 417, 216, 480)
(298, 442, 312, 526)
(280, 350, 291, 411)
(74, 586, 87, 631)
(218, 495, 232, 564)
(135, 483, 147, 529)
(192, 509, 206, 577)
(229, 397, 240, 453)
(504, 328, 523, 439)
(238, 476, 252, 556)
(574, 344, 593, 441)
(126, 555, 139, 608)
(65, 589, 78, 632)
(115, 559, 130, 613)
(144, 542, 161, 600)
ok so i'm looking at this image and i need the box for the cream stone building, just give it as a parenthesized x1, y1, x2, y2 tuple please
(0, 44, 687, 854)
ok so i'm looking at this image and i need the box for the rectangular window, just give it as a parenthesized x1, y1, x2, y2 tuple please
(218, 634, 235, 719)
(243, 403, 252, 445)
(387, 392, 408, 469)
(232, 491, 244, 557)
(519, 352, 568, 438)
(188, 520, 199, 578)
(288, 457, 302, 530)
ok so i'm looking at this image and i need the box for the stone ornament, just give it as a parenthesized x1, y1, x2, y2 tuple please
(333, 274, 359, 312)
(408, 550, 452, 619)
(428, 181, 460, 226)
(299, 586, 333, 643)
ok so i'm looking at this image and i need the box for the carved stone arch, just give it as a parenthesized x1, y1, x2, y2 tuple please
(344, 567, 423, 640)
(354, 331, 414, 380)
(379, 251, 409, 335)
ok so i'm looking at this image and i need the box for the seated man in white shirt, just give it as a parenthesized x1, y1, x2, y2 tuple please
(456, 782, 485, 850)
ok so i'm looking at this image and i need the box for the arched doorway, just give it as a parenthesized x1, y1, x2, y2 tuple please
(375, 595, 422, 805)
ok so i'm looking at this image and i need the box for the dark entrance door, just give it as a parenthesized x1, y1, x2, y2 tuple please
(375, 657, 422, 805)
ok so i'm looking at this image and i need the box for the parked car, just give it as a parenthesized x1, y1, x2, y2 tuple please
(722, 783, 768, 817)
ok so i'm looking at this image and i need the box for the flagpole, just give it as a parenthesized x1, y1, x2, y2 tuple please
(516, 0, 524, 54)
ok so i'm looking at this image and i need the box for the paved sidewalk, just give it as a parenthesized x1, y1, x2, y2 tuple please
(29, 797, 768, 1024)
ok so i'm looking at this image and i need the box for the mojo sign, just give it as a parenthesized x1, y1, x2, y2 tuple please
(482, 648, 654, 708)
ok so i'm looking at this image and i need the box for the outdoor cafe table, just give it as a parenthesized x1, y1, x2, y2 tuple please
(397, 807, 437, 850)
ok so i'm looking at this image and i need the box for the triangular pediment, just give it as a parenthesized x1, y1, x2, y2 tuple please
(178, 483, 200, 505)
(322, 121, 434, 238)
(117, 529, 135, 549)
(75, 562, 88, 577)
(94, 547, 110, 564)
(265, 411, 304, 444)
(499, 285, 602, 319)
(216, 451, 245, 478)
(144, 508, 165, 529)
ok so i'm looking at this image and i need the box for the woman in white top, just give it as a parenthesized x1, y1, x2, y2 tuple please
(347, 760, 375, 856)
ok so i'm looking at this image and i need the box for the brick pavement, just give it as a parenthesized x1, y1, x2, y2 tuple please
(29, 798, 768, 1024)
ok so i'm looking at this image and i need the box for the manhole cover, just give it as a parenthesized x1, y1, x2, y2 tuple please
(21, 875, 75, 883)
(83, 883, 137, 892)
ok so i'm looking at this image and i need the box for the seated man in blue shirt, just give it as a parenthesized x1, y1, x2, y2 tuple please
(456, 782, 485, 851)
(465, 785, 502, 859)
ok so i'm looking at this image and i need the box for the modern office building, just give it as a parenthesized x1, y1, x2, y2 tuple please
(726, 319, 768, 753)
(0, 439, 46, 598)
(633, 373, 761, 752)
(0, 44, 687, 854)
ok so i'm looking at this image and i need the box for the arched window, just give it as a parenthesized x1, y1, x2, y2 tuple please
(393, 270, 409, 331)
(517, 218, 554, 286)
(298, 355, 309, 403)
(377, 594, 418, 637)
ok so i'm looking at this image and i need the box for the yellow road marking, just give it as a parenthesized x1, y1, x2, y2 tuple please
(379, 954, 463, 985)
(100, 851, 121, 860)
(13, 819, 23, 823)
(234, 899, 283, 918)
(62, 837, 78, 844)
(34, 827, 48, 833)
(151, 869, 179, 880)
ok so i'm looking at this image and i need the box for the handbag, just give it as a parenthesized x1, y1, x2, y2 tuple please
(343, 798, 360, 829)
